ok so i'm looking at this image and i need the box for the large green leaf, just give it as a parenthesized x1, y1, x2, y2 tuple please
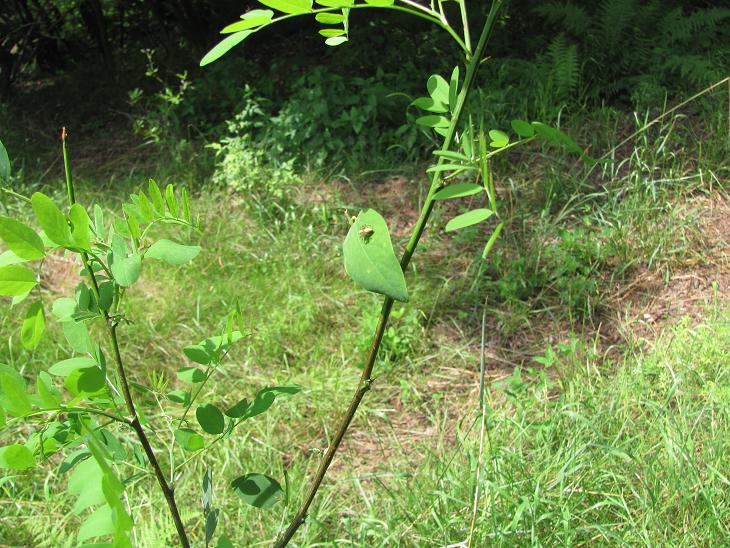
(31, 192, 73, 248)
(0, 444, 36, 470)
(0, 217, 45, 260)
(0, 265, 36, 296)
(200, 31, 253, 66)
(146, 239, 200, 265)
(21, 301, 45, 350)
(258, 0, 312, 14)
(343, 209, 408, 302)
(230, 473, 283, 508)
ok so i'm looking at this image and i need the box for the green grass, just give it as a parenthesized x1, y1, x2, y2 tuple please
(1, 102, 728, 546)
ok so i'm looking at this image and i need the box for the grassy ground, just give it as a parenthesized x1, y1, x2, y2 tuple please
(1, 90, 730, 546)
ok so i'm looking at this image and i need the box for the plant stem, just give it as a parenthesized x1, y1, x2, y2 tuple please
(61, 130, 190, 548)
(274, 3, 504, 546)
(0, 186, 31, 203)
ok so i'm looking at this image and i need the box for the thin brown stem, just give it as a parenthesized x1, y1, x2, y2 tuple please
(273, 3, 504, 546)
(62, 129, 190, 548)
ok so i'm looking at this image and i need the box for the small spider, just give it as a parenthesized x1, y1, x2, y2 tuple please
(359, 225, 375, 240)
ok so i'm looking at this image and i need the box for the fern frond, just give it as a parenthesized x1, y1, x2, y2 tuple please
(533, 1, 590, 35)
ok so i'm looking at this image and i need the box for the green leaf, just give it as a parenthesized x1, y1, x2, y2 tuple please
(489, 129, 509, 148)
(177, 367, 206, 384)
(432, 150, 471, 162)
(147, 180, 165, 214)
(168, 390, 190, 405)
(111, 252, 141, 288)
(0, 217, 45, 260)
(225, 398, 250, 418)
(0, 139, 9, 182)
(222, 10, 274, 32)
(245, 385, 301, 419)
(445, 209, 494, 232)
(31, 192, 73, 248)
(93, 204, 105, 237)
(183, 344, 213, 365)
(319, 28, 345, 37)
(146, 239, 200, 265)
(68, 457, 105, 513)
(201, 31, 254, 66)
(52, 297, 76, 321)
(325, 36, 348, 46)
(532, 122, 582, 154)
(315, 12, 344, 24)
(433, 183, 484, 201)
(0, 364, 31, 417)
(511, 119, 535, 138)
(175, 428, 205, 452)
(258, 0, 312, 14)
(36, 371, 60, 408)
(425, 163, 477, 174)
(69, 204, 92, 251)
(136, 192, 156, 223)
(448, 66, 460, 112)
(0, 250, 25, 267)
(410, 97, 448, 113)
(63, 321, 94, 354)
(0, 444, 35, 470)
(65, 366, 106, 396)
(48, 357, 97, 377)
(196, 404, 225, 435)
(0, 265, 36, 296)
(230, 473, 283, 508)
(77, 504, 114, 542)
(343, 209, 408, 302)
(427, 74, 449, 105)
(206, 509, 219, 546)
(482, 222, 504, 260)
(364, 0, 394, 4)
(416, 115, 450, 129)
(21, 301, 45, 350)
(315, 0, 353, 6)
(165, 184, 179, 217)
